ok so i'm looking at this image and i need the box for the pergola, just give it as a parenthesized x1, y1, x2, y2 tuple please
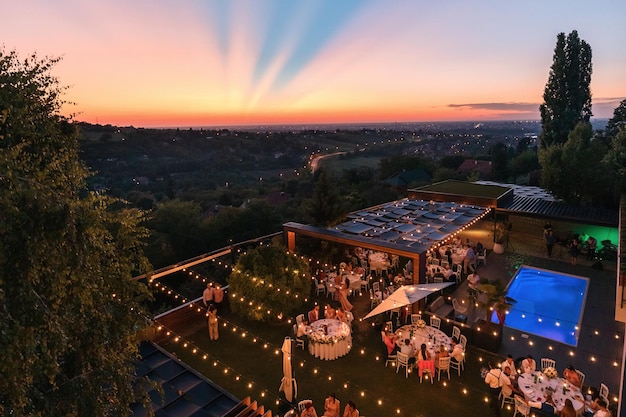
(283, 181, 510, 285)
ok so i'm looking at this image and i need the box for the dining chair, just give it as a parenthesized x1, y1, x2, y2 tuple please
(298, 400, 313, 412)
(384, 353, 397, 368)
(437, 356, 451, 380)
(429, 316, 441, 330)
(440, 260, 450, 269)
(452, 298, 468, 317)
(359, 275, 370, 295)
(326, 282, 336, 299)
(418, 361, 434, 384)
(315, 278, 326, 296)
(476, 249, 487, 267)
(296, 314, 304, 326)
(385, 320, 394, 333)
(293, 324, 305, 350)
(372, 281, 380, 293)
(540, 357, 556, 371)
(433, 277, 444, 283)
(499, 389, 515, 409)
(459, 334, 467, 349)
(451, 325, 461, 341)
(575, 369, 585, 387)
(513, 395, 530, 417)
(396, 352, 410, 378)
(450, 353, 464, 376)
(599, 383, 609, 403)
(411, 313, 422, 324)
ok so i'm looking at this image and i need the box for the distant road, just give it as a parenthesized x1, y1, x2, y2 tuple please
(310, 152, 347, 173)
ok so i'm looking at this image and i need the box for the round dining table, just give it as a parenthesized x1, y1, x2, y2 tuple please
(307, 319, 352, 360)
(517, 371, 585, 415)
(394, 324, 452, 354)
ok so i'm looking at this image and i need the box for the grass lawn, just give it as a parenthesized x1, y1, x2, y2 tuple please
(158, 292, 503, 417)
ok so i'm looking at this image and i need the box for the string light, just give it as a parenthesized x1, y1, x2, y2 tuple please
(149, 245, 623, 415)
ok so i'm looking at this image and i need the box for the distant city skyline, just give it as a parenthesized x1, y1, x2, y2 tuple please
(3, 0, 625, 128)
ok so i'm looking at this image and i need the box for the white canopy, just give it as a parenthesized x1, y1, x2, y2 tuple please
(364, 283, 453, 319)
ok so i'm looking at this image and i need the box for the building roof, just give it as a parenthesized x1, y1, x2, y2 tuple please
(284, 197, 490, 256)
(474, 181, 619, 227)
(132, 341, 240, 417)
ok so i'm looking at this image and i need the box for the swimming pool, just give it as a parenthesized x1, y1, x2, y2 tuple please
(498, 265, 589, 346)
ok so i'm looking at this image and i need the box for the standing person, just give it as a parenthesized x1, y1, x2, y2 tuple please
(202, 283, 214, 307)
(586, 235, 597, 261)
(207, 304, 219, 341)
(569, 237, 581, 266)
(323, 393, 340, 417)
(213, 284, 224, 313)
(484, 362, 507, 417)
(343, 401, 358, 417)
(338, 278, 353, 312)
(545, 229, 557, 258)
(463, 245, 476, 274)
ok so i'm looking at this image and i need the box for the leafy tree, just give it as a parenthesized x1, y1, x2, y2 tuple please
(489, 143, 510, 180)
(0, 49, 152, 416)
(227, 244, 311, 321)
(307, 170, 343, 227)
(539, 30, 592, 149)
(604, 98, 626, 139)
(539, 122, 607, 204)
(602, 128, 626, 197)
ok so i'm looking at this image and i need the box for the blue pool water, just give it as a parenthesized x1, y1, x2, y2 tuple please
(497, 266, 589, 346)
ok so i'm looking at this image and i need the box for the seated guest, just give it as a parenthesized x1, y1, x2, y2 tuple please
(587, 398, 610, 417)
(325, 305, 336, 320)
(467, 273, 480, 291)
(323, 393, 340, 417)
(502, 366, 524, 397)
(563, 365, 582, 388)
(308, 305, 321, 323)
(559, 399, 577, 417)
(450, 337, 464, 364)
(343, 401, 358, 417)
(400, 339, 416, 366)
(527, 391, 557, 415)
(335, 307, 347, 323)
(382, 331, 399, 356)
(297, 318, 310, 338)
(434, 345, 449, 369)
(416, 343, 434, 377)
(501, 354, 518, 383)
(521, 355, 536, 374)
(301, 401, 318, 417)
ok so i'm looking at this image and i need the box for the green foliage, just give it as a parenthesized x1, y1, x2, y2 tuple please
(540, 122, 609, 205)
(227, 245, 311, 321)
(539, 30, 592, 149)
(307, 170, 344, 227)
(602, 128, 626, 196)
(475, 280, 516, 325)
(0, 49, 152, 416)
(605, 99, 626, 139)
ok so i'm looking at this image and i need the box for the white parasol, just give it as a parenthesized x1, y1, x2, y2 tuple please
(364, 283, 453, 319)
(278, 337, 297, 403)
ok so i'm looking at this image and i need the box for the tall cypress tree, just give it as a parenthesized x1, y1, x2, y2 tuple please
(539, 30, 592, 148)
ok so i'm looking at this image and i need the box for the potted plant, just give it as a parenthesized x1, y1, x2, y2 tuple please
(471, 279, 516, 352)
(492, 221, 507, 254)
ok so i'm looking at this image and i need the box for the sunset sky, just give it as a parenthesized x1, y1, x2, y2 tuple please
(3, 0, 625, 128)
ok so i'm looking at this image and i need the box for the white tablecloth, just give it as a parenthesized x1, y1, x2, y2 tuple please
(518, 371, 584, 415)
(438, 246, 466, 265)
(308, 319, 352, 360)
(394, 324, 452, 353)
(369, 252, 390, 271)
